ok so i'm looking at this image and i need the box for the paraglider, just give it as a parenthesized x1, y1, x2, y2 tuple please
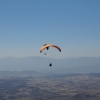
(49, 63, 52, 67)
(40, 44, 61, 66)
(43, 44, 49, 50)
(43, 44, 48, 55)
(40, 44, 61, 53)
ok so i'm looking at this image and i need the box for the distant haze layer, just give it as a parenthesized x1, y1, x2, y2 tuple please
(0, 56, 100, 74)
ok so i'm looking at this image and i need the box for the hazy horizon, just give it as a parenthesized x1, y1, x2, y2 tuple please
(0, 55, 100, 59)
(0, 56, 99, 73)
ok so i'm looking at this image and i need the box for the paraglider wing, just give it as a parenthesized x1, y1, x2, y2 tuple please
(43, 44, 47, 46)
(40, 44, 61, 53)
(43, 44, 49, 50)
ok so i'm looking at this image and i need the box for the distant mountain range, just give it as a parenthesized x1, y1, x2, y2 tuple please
(0, 56, 100, 74)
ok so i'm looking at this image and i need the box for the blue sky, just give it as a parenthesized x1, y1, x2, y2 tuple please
(0, 0, 100, 58)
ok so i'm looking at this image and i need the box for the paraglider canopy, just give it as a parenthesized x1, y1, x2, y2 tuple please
(40, 44, 61, 53)
(43, 44, 49, 50)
